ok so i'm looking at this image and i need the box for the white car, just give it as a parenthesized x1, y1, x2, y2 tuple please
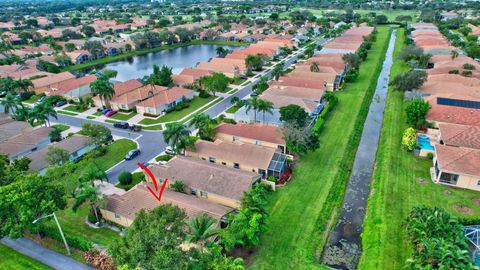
(165, 147, 176, 155)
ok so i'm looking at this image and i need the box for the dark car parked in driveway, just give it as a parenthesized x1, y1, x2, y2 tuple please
(55, 100, 67, 107)
(124, 149, 140, 160)
(113, 122, 129, 129)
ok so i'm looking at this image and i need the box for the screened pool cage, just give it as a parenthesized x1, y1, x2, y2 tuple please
(465, 225, 480, 261)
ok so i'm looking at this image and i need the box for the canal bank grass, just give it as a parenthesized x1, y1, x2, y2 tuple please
(138, 96, 216, 125)
(61, 40, 247, 72)
(358, 28, 480, 270)
(0, 244, 52, 270)
(248, 26, 391, 270)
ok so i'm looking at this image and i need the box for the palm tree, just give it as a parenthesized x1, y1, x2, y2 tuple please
(216, 46, 226, 57)
(13, 79, 33, 93)
(90, 78, 114, 108)
(40, 103, 57, 127)
(257, 99, 274, 123)
(163, 123, 191, 154)
(72, 183, 103, 224)
(0, 41, 14, 57)
(310, 62, 320, 72)
(79, 163, 107, 186)
(1, 92, 18, 114)
(450, 50, 459, 61)
(187, 214, 219, 245)
(244, 96, 261, 122)
(189, 113, 215, 141)
(271, 64, 283, 80)
(12, 105, 29, 121)
(0, 77, 16, 93)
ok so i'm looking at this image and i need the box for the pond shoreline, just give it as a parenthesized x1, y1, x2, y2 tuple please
(61, 40, 247, 73)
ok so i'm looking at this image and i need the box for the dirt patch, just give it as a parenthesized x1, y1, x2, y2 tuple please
(472, 198, 480, 205)
(444, 189, 452, 195)
(230, 246, 256, 266)
(455, 205, 474, 215)
(417, 178, 426, 184)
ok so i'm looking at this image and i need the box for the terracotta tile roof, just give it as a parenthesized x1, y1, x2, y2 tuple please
(136, 87, 194, 108)
(189, 139, 276, 170)
(215, 123, 285, 145)
(111, 85, 167, 105)
(426, 97, 480, 126)
(271, 76, 326, 90)
(172, 74, 196, 86)
(263, 84, 325, 101)
(47, 75, 97, 96)
(104, 182, 233, 221)
(210, 57, 246, 67)
(113, 79, 143, 96)
(148, 156, 260, 201)
(439, 123, 480, 149)
(261, 92, 319, 112)
(32, 72, 76, 89)
(180, 68, 212, 77)
(196, 62, 246, 74)
(435, 144, 480, 177)
(294, 64, 339, 74)
(287, 70, 337, 84)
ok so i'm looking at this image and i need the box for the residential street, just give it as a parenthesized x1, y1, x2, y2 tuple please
(46, 39, 327, 184)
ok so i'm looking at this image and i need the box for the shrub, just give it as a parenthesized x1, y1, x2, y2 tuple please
(344, 69, 359, 82)
(401, 127, 417, 151)
(83, 248, 117, 270)
(34, 225, 93, 251)
(118, 171, 133, 185)
(222, 118, 236, 124)
(19, 91, 35, 101)
(267, 176, 277, 183)
(155, 154, 173, 162)
(171, 180, 185, 192)
(462, 70, 473, 77)
(198, 89, 210, 98)
(88, 209, 98, 224)
(463, 63, 475, 70)
(426, 152, 434, 159)
(448, 69, 459, 74)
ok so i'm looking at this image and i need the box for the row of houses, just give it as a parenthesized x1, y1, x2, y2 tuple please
(171, 37, 297, 85)
(410, 23, 480, 192)
(101, 122, 288, 227)
(0, 113, 94, 174)
(234, 26, 374, 125)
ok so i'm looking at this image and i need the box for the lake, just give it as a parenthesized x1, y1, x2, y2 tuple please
(84, 44, 243, 82)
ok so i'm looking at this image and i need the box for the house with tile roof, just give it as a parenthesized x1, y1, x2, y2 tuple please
(215, 123, 287, 153)
(45, 74, 97, 101)
(93, 79, 144, 109)
(147, 156, 261, 208)
(100, 182, 233, 227)
(185, 139, 287, 178)
(32, 72, 76, 94)
(135, 87, 195, 116)
(432, 144, 480, 191)
(438, 123, 480, 149)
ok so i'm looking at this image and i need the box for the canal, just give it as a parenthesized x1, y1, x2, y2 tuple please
(322, 29, 397, 270)
(83, 44, 243, 82)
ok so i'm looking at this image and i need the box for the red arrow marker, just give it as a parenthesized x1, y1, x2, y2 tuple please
(138, 162, 168, 202)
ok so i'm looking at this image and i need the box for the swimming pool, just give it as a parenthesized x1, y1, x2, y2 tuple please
(417, 134, 435, 151)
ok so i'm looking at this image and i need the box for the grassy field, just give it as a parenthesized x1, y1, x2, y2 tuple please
(0, 244, 51, 270)
(111, 111, 137, 121)
(95, 139, 137, 171)
(358, 28, 480, 270)
(63, 105, 89, 113)
(248, 26, 391, 270)
(139, 96, 216, 125)
(310, 9, 420, 22)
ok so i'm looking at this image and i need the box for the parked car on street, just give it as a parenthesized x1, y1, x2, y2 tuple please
(102, 108, 112, 115)
(124, 149, 141, 160)
(105, 110, 118, 117)
(113, 122, 129, 129)
(55, 100, 67, 107)
(165, 147, 176, 155)
(130, 125, 142, 132)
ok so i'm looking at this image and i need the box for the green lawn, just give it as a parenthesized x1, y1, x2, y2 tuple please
(52, 124, 70, 132)
(226, 105, 242, 114)
(181, 97, 224, 124)
(249, 26, 392, 270)
(111, 112, 137, 121)
(104, 119, 118, 124)
(94, 139, 137, 171)
(0, 244, 51, 270)
(359, 28, 480, 270)
(139, 96, 216, 125)
(86, 116, 95, 119)
(23, 95, 40, 104)
(310, 9, 420, 22)
(57, 111, 78, 116)
(63, 105, 89, 113)
(44, 205, 121, 248)
(93, 111, 102, 116)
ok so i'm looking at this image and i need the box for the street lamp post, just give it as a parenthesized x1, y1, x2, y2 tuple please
(32, 212, 71, 256)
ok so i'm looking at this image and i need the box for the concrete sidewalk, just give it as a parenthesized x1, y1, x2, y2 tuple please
(1, 237, 95, 270)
